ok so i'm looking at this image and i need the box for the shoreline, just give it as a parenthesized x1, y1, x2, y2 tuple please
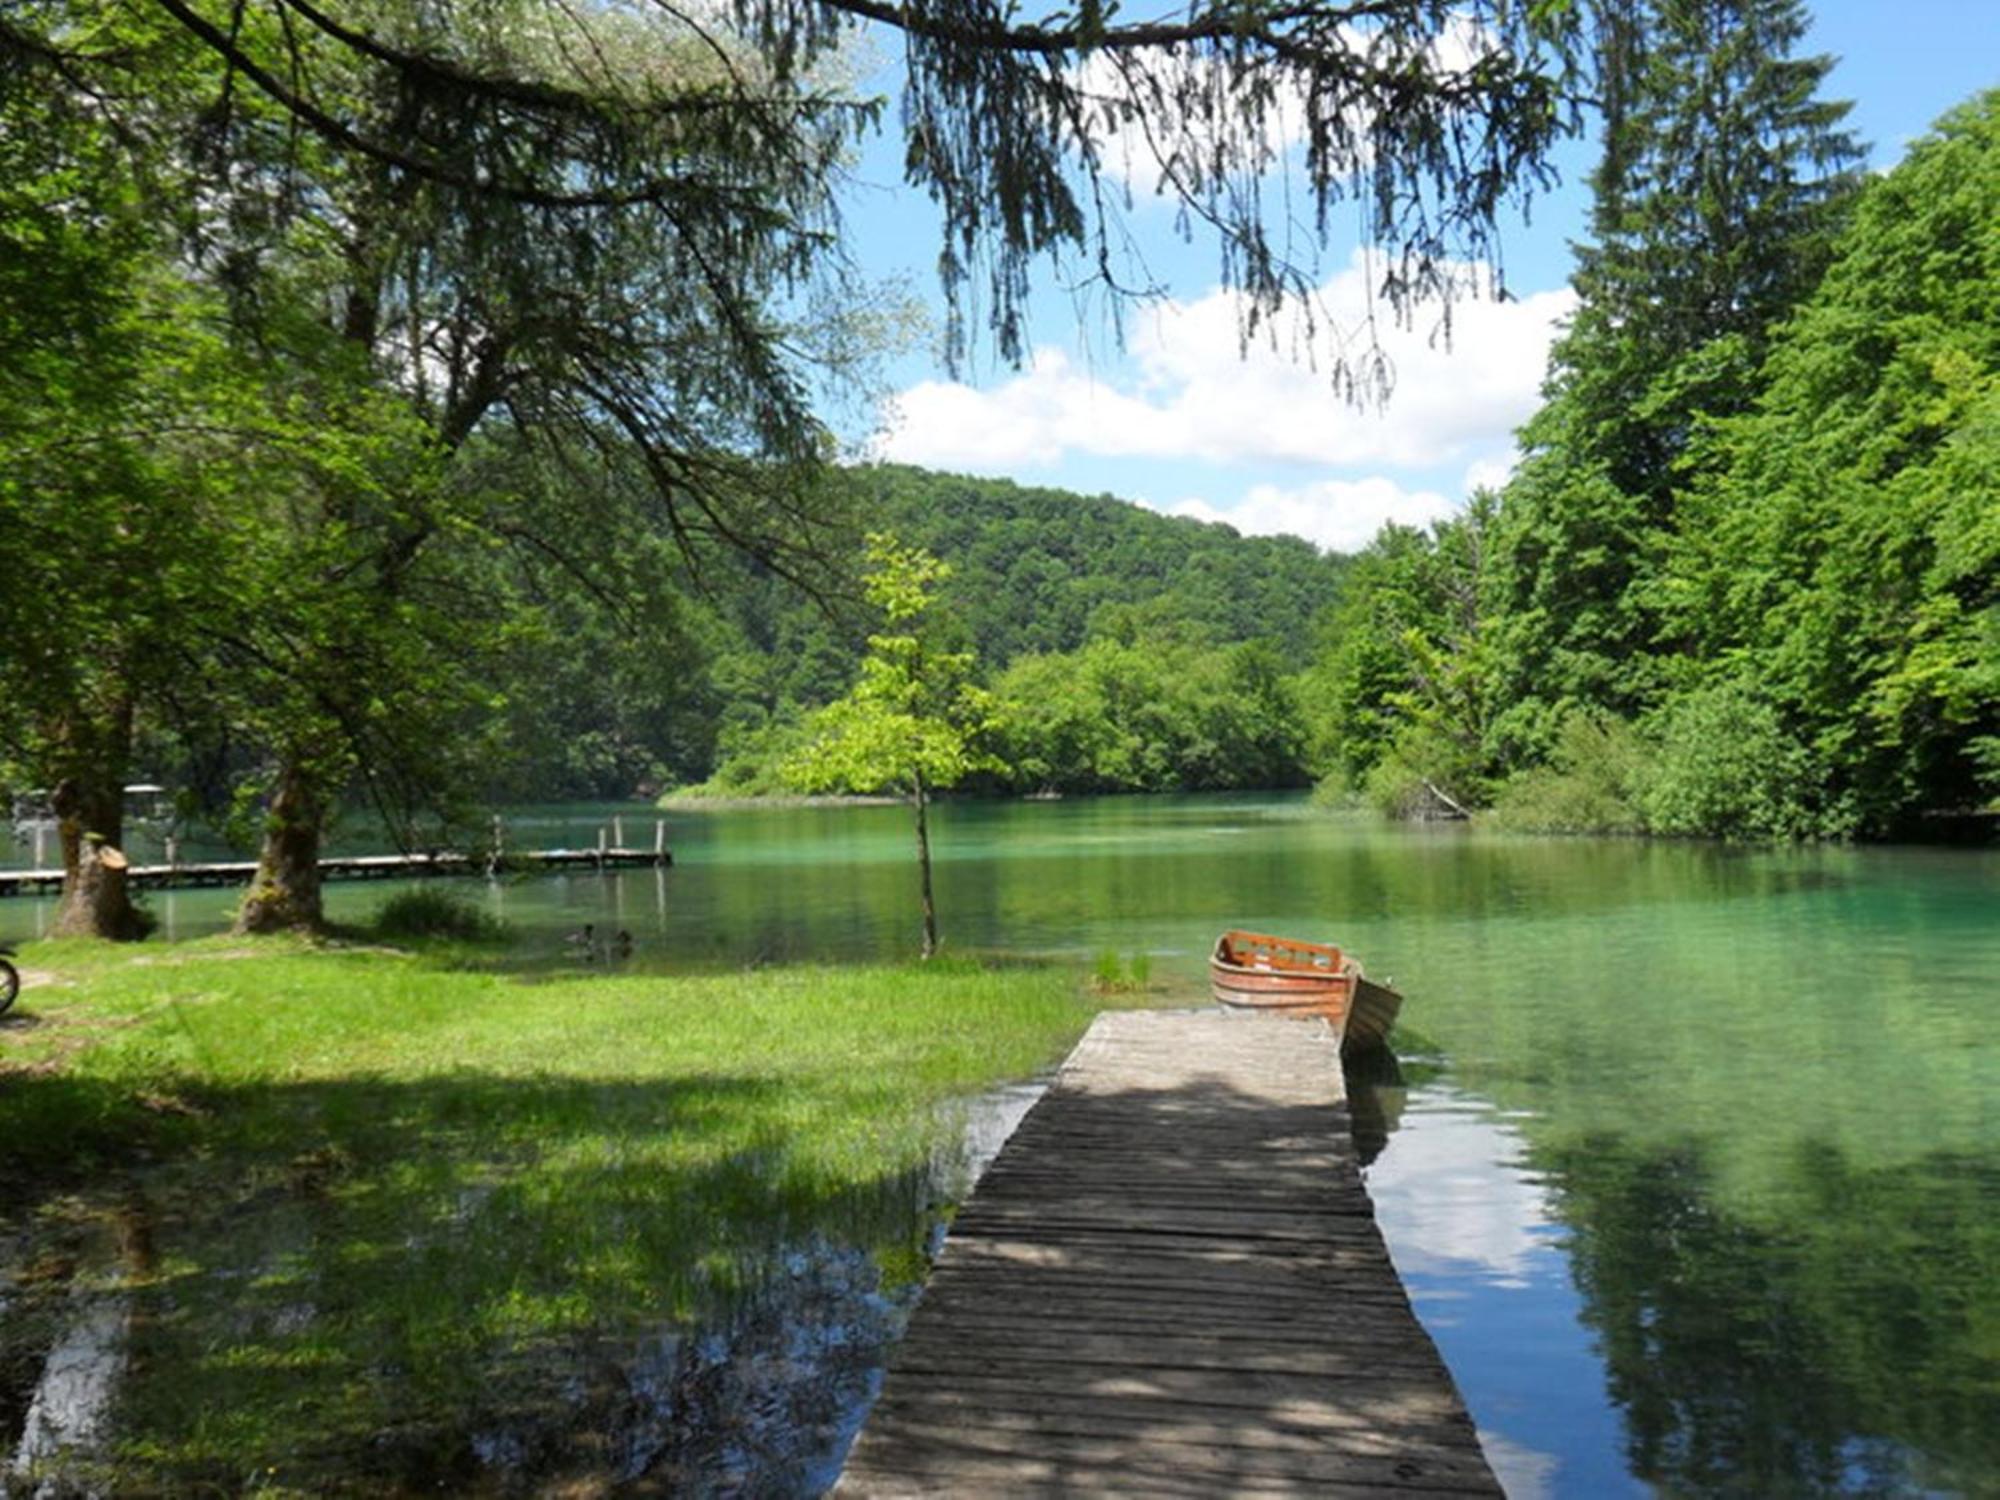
(655, 792, 905, 810)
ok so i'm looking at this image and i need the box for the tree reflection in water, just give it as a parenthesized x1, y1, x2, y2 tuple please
(1545, 1135, 1999, 1497)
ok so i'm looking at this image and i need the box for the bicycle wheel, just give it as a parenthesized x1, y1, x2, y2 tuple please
(0, 959, 18, 1017)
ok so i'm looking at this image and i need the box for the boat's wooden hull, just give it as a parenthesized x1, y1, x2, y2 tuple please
(1209, 960, 1357, 1022)
(1209, 930, 1402, 1053)
(1346, 973, 1403, 1053)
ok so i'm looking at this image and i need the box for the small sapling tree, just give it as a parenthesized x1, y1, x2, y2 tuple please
(786, 535, 999, 959)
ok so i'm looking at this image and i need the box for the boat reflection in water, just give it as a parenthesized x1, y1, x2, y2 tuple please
(1343, 1043, 1408, 1167)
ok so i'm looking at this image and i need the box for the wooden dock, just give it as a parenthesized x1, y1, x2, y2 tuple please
(0, 846, 668, 898)
(837, 1010, 1499, 1497)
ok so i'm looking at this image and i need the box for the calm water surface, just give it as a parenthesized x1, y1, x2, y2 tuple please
(5, 794, 1996, 1495)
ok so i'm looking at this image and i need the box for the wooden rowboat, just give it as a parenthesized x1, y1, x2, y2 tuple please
(1209, 930, 1402, 1052)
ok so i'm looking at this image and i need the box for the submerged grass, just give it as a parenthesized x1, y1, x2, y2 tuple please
(1089, 949, 1153, 994)
(0, 937, 1102, 1494)
(365, 886, 511, 944)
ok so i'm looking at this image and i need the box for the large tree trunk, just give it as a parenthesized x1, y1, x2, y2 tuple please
(47, 692, 146, 941)
(236, 761, 327, 935)
(913, 770, 937, 960)
(49, 774, 144, 941)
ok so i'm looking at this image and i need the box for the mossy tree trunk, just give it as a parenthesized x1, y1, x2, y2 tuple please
(235, 760, 328, 935)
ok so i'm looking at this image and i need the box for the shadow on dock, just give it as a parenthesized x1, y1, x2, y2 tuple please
(836, 1011, 1498, 1496)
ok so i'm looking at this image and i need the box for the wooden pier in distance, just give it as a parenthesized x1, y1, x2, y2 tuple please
(838, 1010, 1499, 1497)
(0, 843, 669, 899)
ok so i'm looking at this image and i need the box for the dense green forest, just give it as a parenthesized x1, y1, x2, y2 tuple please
(686, 12, 1999, 832)
(687, 467, 1341, 798)
(697, 75, 2000, 829)
(1, 0, 1574, 938)
(1313, 51, 1997, 838)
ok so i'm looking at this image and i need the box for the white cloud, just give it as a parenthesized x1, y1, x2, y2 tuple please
(1475, 1431, 1561, 1500)
(1167, 477, 1455, 553)
(1072, 50, 1311, 201)
(1363, 1088, 1555, 1284)
(879, 347, 1173, 470)
(875, 253, 1571, 477)
(1462, 452, 1518, 495)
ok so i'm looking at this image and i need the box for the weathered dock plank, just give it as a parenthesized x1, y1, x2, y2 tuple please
(837, 1010, 1498, 1497)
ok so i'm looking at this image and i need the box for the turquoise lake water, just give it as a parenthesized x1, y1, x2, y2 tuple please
(5, 793, 1995, 1495)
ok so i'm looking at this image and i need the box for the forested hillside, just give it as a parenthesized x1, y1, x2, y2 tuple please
(1311, 36, 1997, 838)
(863, 467, 1341, 663)
(685, 466, 1345, 797)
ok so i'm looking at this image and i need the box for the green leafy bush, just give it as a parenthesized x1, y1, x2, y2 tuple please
(1490, 711, 1650, 833)
(370, 887, 509, 943)
(1358, 727, 1485, 821)
(1639, 682, 1837, 840)
(1308, 774, 1364, 810)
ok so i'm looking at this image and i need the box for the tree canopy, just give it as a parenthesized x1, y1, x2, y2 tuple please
(5, 0, 1586, 384)
(784, 534, 999, 955)
(1313, 80, 1999, 840)
(1485, 0, 1864, 757)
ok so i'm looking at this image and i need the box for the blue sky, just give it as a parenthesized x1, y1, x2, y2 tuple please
(831, 1, 1996, 552)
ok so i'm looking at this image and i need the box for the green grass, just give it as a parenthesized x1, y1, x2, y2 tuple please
(0, 936, 1103, 1494)
(1089, 949, 1153, 994)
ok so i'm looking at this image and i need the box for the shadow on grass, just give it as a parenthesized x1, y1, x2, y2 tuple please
(1, 1066, 951, 1496)
(391, 939, 1071, 987)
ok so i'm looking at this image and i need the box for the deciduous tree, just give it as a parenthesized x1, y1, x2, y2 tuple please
(785, 535, 999, 957)
(0, 54, 261, 937)
(1671, 91, 2000, 833)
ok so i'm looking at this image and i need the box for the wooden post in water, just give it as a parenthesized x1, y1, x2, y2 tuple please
(32, 822, 46, 870)
(614, 815, 625, 850)
(596, 826, 608, 867)
(653, 819, 666, 862)
(489, 814, 504, 875)
(165, 837, 179, 869)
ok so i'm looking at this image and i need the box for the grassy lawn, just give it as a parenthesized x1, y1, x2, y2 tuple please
(0, 935, 1106, 1495)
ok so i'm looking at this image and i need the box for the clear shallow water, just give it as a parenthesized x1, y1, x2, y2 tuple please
(5, 794, 1997, 1495)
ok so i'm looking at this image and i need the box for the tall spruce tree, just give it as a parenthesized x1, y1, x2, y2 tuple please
(1485, 0, 1863, 759)
(1555, 0, 1863, 497)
